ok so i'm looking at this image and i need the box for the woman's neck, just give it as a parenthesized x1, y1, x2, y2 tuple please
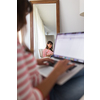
(46, 48, 50, 50)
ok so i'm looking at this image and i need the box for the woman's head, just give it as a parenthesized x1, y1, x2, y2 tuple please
(46, 41, 53, 51)
(17, 0, 33, 31)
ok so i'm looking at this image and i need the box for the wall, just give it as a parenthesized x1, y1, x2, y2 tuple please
(80, 0, 84, 16)
(24, 14, 30, 49)
(21, 14, 30, 49)
(60, 0, 84, 33)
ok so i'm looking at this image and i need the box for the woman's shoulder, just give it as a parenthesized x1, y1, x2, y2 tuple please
(44, 49, 53, 52)
(48, 49, 53, 52)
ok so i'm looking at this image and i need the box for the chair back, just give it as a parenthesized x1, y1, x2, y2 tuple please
(39, 49, 44, 58)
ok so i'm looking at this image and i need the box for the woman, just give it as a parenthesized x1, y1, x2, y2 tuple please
(17, 0, 74, 100)
(43, 41, 54, 58)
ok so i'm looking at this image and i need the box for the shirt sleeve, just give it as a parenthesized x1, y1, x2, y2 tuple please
(17, 44, 43, 100)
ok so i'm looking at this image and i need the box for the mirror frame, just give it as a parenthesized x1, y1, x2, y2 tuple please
(30, 0, 60, 54)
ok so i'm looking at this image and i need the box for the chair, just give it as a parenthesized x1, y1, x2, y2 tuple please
(39, 49, 51, 58)
(39, 49, 44, 58)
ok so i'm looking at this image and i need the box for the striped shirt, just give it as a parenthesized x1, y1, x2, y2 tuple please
(17, 40, 43, 100)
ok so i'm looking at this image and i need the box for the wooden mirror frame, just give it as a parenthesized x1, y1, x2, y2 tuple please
(30, 0, 60, 54)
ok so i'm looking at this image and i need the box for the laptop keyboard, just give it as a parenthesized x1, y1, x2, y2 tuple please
(48, 60, 58, 66)
(67, 65, 77, 71)
(48, 60, 77, 71)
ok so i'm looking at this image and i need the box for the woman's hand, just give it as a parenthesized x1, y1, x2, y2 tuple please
(53, 59, 75, 76)
(37, 58, 54, 65)
(36, 59, 74, 99)
(46, 54, 51, 57)
(46, 53, 53, 57)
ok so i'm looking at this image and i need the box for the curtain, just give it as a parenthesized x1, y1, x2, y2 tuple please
(33, 5, 46, 59)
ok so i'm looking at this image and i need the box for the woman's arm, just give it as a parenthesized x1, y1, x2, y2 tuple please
(46, 54, 51, 57)
(36, 68, 58, 99)
(37, 58, 54, 65)
(36, 60, 74, 99)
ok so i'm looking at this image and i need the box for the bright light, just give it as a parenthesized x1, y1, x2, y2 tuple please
(18, 31, 22, 44)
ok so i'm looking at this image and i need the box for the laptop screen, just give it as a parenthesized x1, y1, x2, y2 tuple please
(54, 32, 84, 63)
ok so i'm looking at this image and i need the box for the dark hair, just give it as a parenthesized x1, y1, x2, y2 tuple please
(17, 0, 33, 31)
(46, 41, 53, 52)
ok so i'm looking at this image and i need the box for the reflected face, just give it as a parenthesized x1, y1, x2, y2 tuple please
(48, 43, 52, 49)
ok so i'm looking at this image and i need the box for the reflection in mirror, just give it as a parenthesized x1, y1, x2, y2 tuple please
(33, 4, 57, 59)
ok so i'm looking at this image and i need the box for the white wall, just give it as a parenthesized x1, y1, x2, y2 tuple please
(24, 14, 30, 49)
(60, 0, 84, 33)
(80, 0, 84, 16)
(45, 31, 56, 40)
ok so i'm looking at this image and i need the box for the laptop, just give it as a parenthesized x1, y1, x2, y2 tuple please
(38, 32, 84, 85)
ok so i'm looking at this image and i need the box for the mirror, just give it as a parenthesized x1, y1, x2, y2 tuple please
(30, 0, 60, 58)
